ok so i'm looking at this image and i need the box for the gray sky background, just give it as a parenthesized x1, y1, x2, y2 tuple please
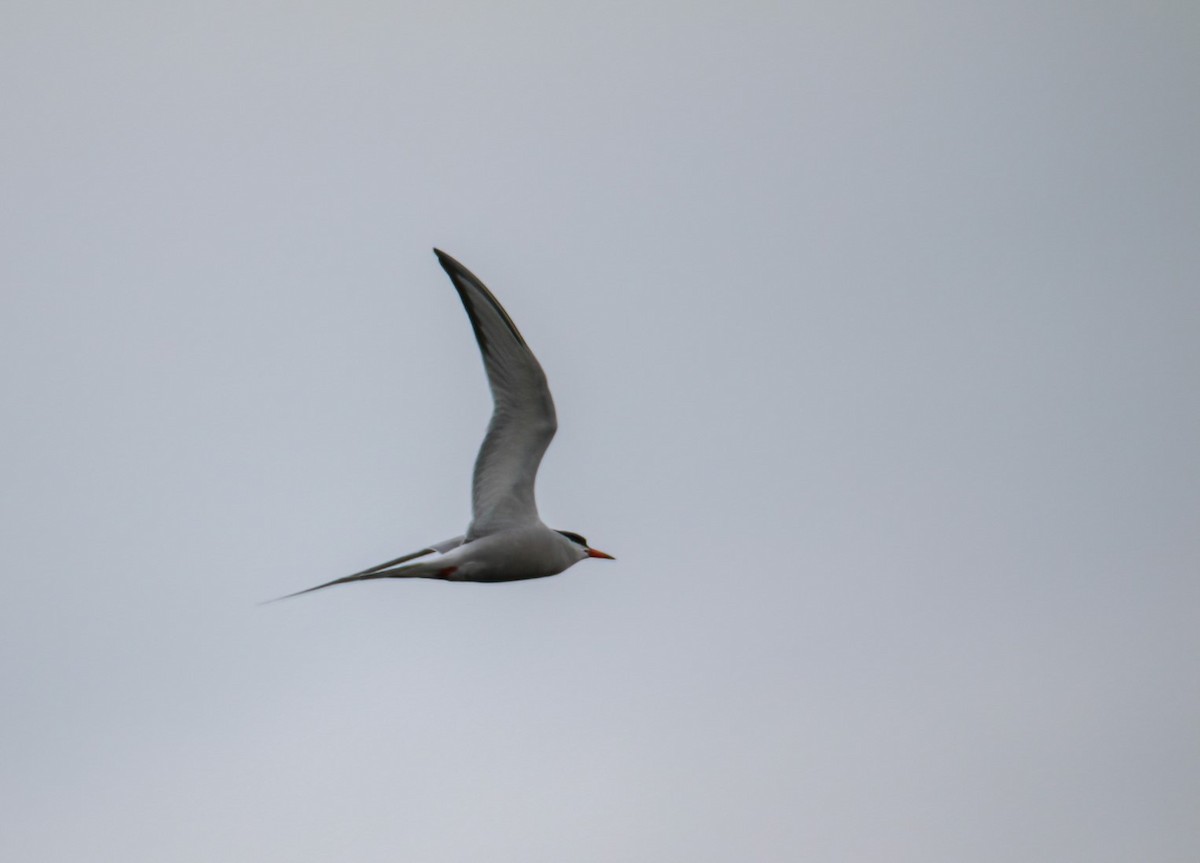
(2, 2, 1198, 861)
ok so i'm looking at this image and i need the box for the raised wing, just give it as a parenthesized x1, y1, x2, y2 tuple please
(434, 249, 557, 538)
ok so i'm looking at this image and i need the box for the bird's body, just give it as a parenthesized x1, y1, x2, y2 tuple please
(274, 249, 612, 600)
(419, 527, 588, 583)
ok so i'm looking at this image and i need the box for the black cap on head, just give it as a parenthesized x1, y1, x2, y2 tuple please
(556, 530, 588, 547)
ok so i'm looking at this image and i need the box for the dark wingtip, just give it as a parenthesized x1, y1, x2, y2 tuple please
(433, 248, 483, 283)
(433, 248, 470, 283)
(433, 248, 461, 274)
(430, 249, 530, 350)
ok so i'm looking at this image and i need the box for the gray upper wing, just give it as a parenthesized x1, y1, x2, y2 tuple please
(434, 250, 557, 538)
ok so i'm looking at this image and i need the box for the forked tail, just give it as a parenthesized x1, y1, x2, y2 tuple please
(261, 558, 453, 604)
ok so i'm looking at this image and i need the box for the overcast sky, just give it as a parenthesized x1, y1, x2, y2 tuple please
(2, 2, 1198, 861)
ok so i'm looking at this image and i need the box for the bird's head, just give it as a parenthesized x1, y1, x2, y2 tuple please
(556, 530, 615, 562)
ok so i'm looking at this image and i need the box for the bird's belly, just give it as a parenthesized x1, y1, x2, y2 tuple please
(453, 552, 571, 583)
(455, 565, 564, 583)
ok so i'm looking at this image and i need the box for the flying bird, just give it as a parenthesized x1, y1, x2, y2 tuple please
(274, 249, 613, 599)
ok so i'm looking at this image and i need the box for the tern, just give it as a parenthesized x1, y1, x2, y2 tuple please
(274, 249, 613, 600)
